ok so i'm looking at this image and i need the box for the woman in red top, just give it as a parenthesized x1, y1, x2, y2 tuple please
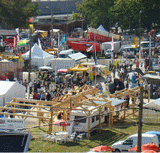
(33, 92, 38, 99)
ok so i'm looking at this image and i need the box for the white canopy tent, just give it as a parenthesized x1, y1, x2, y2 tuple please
(97, 25, 108, 32)
(22, 43, 54, 67)
(144, 98, 160, 110)
(68, 52, 87, 61)
(0, 81, 26, 106)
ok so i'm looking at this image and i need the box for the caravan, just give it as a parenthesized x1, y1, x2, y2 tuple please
(67, 105, 105, 134)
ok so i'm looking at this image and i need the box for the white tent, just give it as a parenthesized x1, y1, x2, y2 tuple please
(22, 43, 54, 67)
(68, 52, 87, 61)
(0, 81, 26, 106)
(144, 98, 160, 110)
(97, 25, 108, 32)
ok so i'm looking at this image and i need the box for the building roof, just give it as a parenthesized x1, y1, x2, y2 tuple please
(0, 30, 17, 36)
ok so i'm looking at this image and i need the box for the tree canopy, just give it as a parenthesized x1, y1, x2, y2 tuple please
(0, 0, 39, 29)
(76, 0, 160, 32)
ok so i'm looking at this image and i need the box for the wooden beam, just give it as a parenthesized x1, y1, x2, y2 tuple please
(12, 97, 58, 105)
(6, 102, 50, 108)
(0, 112, 51, 119)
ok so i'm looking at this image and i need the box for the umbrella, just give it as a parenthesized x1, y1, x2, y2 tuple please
(91, 145, 114, 152)
(142, 150, 157, 153)
(39, 66, 53, 71)
(129, 143, 160, 152)
(57, 69, 68, 73)
(54, 119, 70, 126)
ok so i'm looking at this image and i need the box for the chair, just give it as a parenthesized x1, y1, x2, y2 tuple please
(55, 135, 63, 143)
(40, 132, 48, 140)
(49, 135, 56, 143)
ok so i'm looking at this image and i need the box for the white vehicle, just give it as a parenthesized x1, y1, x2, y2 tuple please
(111, 133, 159, 152)
(46, 58, 76, 71)
(59, 49, 74, 58)
(141, 41, 155, 55)
(120, 45, 135, 58)
(68, 105, 105, 134)
(101, 41, 121, 55)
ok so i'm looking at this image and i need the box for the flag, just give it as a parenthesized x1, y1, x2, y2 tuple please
(17, 35, 20, 42)
(13, 36, 16, 47)
(28, 17, 33, 22)
(29, 24, 34, 33)
(89, 73, 94, 81)
(38, 38, 42, 49)
(66, 15, 68, 20)
(95, 57, 97, 65)
(87, 45, 93, 52)
(111, 35, 114, 51)
(115, 22, 118, 27)
(60, 34, 65, 46)
(54, 58, 56, 66)
(80, 13, 82, 19)
(17, 39, 27, 46)
(15, 28, 19, 35)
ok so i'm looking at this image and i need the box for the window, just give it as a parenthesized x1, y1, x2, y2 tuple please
(96, 115, 99, 121)
(123, 138, 133, 145)
(75, 116, 86, 123)
(92, 117, 95, 123)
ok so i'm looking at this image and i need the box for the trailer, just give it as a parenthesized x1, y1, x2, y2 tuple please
(46, 58, 76, 71)
(101, 41, 121, 56)
(68, 105, 106, 133)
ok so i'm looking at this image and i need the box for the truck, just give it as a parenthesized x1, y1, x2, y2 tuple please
(111, 133, 159, 152)
(141, 41, 155, 56)
(101, 41, 121, 57)
(46, 58, 76, 71)
(119, 45, 136, 58)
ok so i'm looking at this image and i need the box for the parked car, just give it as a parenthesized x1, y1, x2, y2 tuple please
(111, 133, 159, 152)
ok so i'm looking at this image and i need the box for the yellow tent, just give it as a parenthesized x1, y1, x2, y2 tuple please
(68, 64, 91, 72)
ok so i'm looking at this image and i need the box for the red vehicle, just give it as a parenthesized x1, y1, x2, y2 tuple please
(66, 37, 88, 47)
(70, 41, 100, 53)
(4, 36, 14, 46)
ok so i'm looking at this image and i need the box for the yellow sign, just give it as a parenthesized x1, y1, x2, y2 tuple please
(134, 37, 138, 47)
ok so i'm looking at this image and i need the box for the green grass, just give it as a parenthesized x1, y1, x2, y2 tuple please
(27, 119, 160, 152)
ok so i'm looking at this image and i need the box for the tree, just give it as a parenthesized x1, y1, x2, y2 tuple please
(76, 0, 115, 30)
(111, 0, 160, 31)
(0, 0, 39, 29)
(70, 12, 81, 22)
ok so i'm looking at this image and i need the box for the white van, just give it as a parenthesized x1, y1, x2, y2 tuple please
(111, 133, 159, 152)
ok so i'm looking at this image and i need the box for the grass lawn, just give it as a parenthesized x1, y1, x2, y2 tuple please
(28, 118, 160, 152)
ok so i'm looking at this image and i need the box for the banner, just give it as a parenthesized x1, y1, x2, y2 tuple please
(60, 34, 65, 46)
(89, 73, 94, 81)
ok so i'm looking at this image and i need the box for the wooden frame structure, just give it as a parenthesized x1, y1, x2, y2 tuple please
(0, 85, 128, 139)
(109, 86, 149, 117)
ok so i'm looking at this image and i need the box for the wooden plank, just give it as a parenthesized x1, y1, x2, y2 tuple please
(0, 112, 51, 119)
(12, 97, 58, 105)
(6, 102, 50, 108)
(0, 107, 50, 113)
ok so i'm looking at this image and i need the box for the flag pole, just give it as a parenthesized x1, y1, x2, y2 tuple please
(94, 30, 96, 85)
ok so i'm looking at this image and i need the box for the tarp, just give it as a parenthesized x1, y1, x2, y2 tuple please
(97, 25, 108, 32)
(68, 52, 87, 61)
(142, 74, 160, 80)
(144, 98, 160, 110)
(0, 81, 26, 106)
(22, 43, 53, 67)
(68, 63, 91, 72)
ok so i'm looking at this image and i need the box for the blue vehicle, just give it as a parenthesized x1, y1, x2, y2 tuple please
(145, 131, 160, 147)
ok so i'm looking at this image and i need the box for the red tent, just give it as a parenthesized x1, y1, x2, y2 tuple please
(129, 143, 160, 152)
(91, 145, 114, 152)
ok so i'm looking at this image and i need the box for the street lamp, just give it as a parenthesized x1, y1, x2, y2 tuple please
(46, 6, 54, 48)
(139, 10, 142, 60)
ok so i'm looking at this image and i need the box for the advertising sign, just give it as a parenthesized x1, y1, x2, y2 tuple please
(0, 118, 25, 130)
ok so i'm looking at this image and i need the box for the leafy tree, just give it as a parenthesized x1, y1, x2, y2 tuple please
(70, 12, 81, 22)
(0, 0, 39, 29)
(111, 0, 160, 31)
(76, 0, 115, 30)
